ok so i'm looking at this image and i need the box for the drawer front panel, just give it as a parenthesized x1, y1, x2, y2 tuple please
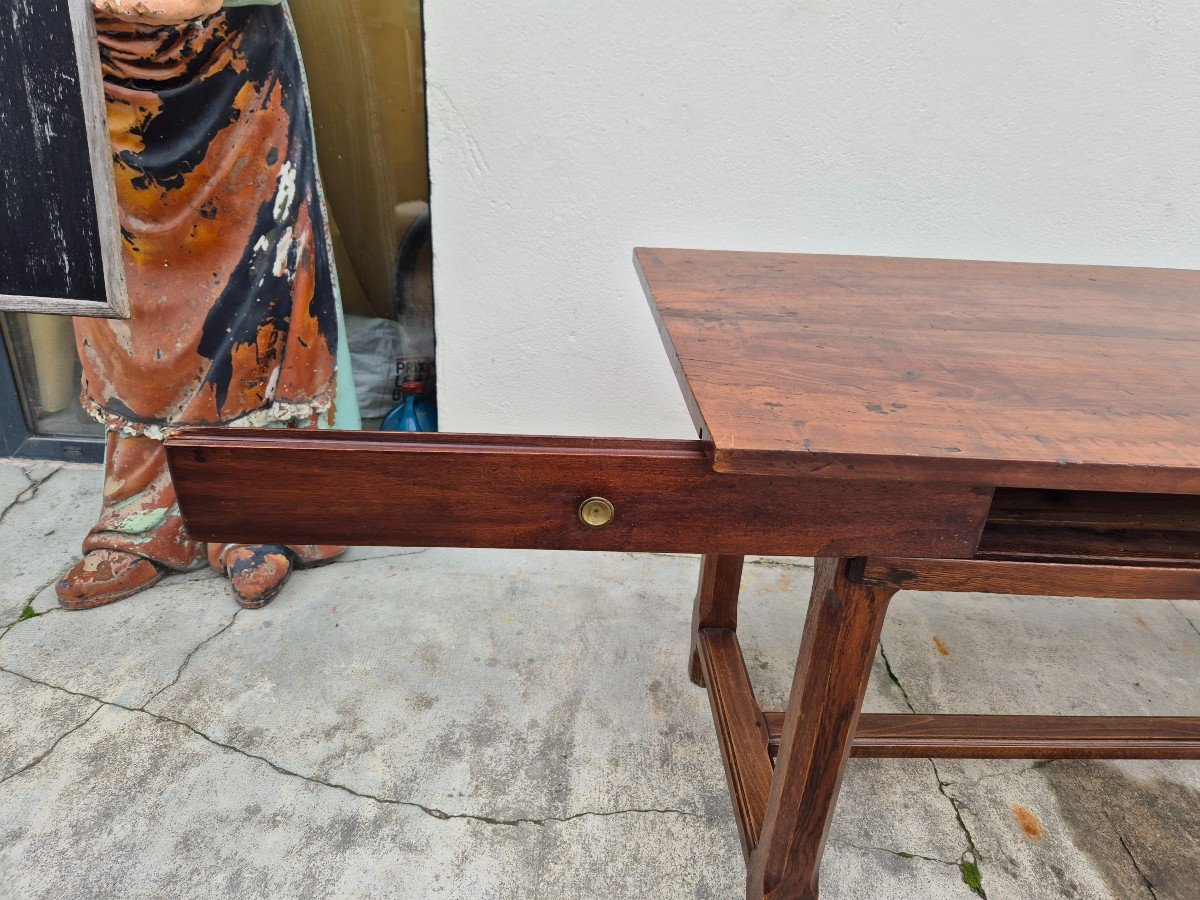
(166, 430, 992, 558)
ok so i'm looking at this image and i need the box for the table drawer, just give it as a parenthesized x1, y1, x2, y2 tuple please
(978, 488, 1200, 567)
(166, 429, 992, 558)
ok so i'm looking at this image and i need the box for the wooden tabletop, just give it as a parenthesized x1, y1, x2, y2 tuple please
(636, 248, 1200, 493)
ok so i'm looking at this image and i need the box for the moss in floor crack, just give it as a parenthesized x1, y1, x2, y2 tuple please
(959, 857, 985, 896)
(3, 604, 44, 631)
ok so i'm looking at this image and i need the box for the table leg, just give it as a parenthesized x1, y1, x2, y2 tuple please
(747, 558, 898, 899)
(690, 554, 745, 686)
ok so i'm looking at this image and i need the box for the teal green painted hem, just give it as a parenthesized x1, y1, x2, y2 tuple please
(111, 507, 169, 535)
(330, 295, 363, 430)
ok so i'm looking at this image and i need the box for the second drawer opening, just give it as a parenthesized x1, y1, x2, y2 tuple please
(979, 488, 1200, 567)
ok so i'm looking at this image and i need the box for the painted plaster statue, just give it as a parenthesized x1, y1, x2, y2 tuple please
(58, 0, 348, 610)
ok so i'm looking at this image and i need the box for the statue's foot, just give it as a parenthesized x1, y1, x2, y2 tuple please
(222, 544, 295, 610)
(56, 549, 166, 611)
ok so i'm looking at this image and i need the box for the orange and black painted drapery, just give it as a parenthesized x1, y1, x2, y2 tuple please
(74, 5, 340, 572)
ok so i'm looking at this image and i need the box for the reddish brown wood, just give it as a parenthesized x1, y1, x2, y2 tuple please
(747, 558, 898, 900)
(761, 713, 1200, 760)
(697, 628, 773, 858)
(976, 525, 1200, 568)
(160, 250, 1200, 900)
(636, 247, 1200, 492)
(690, 555, 744, 686)
(975, 487, 1200, 567)
(987, 488, 1200, 531)
(861, 557, 1200, 599)
(164, 430, 990, 558)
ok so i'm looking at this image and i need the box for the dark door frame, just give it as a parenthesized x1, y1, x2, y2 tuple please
(0, 340, 103, 463)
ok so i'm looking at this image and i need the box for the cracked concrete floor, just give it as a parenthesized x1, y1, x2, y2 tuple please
(1, 458, 1198, 899)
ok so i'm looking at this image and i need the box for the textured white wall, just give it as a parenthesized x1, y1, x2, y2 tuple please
(425, 2, 1200, 438)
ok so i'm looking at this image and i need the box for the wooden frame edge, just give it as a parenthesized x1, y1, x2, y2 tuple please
(696, 628, 773, 858)
(0, 0, 128, 318)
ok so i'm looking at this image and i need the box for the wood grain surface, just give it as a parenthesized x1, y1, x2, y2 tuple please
(690, 554, 744, 686)
(165, 429, 991, 557)
(636, 248, 1200, 492)
(860, 557, 1200, 599)
(761, 713, 1200, 760)
(749, 558, 899, 899)
(697, 628, 772, 858)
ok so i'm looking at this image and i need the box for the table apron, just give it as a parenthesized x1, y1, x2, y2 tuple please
(166, 430, 993, 558)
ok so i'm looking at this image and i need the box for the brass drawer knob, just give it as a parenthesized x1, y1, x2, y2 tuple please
(579, 496, 615, 527)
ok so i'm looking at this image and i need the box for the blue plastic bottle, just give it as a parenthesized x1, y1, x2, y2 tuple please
(382, 381, 437, 432)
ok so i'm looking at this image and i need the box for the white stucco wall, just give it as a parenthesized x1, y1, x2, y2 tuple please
(424, 2, 1200, 438)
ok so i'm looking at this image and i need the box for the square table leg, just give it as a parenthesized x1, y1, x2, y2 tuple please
(690, 554, 746, 686)
(747, 558, 899, 899)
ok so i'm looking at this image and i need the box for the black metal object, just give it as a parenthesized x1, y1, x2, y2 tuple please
(392, 206, 432, 319)
(0, 338, 102, 463)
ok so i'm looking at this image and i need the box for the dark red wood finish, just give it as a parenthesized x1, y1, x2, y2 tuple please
(760, 713, 1200, 760)
(695, 556, 1200, 900)
(163, 250, 1200, 900)
(697, 628, 772, 858)
(747, 559, 899, 900)
(165, 429, 990, 558)
(861, 557, 1200, 599)
(690, 554, 744, 685)
(637, 247, 1200, 492)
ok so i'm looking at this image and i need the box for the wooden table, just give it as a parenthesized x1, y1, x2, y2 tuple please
(166, 249, 1200, 899)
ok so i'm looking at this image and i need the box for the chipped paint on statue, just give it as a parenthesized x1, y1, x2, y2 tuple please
(59, 0, 345, 611)
(80, 3, 336, 433)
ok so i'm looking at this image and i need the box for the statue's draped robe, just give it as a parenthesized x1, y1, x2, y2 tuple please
(75, 7, 340, 570)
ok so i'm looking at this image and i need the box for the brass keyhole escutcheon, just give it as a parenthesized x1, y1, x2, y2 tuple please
(579, 496, 615, 528)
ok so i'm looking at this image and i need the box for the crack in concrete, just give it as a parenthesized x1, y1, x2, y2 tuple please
(408, 805, 701, 828)
(878, 640, 988, 898)
(0, 703, 102, 786)
(835, 839, 959, 868)
(0, 572, 62, 640)
(0, 467, 62, 527)
(144, 608, 245, 707)
(330, 548, 431, 567)
(942, 760, 1053, 789)
(1104, 811, 1160, 899)
(931, 761, 988, 899)
(1169, 600, 1200, 642)
(877, 641, 918, 714)
(0, 469, 71, 640)
(0, 665, 700, 829)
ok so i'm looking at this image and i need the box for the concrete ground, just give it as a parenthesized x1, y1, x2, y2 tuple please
(0, 458, 1197, 900)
